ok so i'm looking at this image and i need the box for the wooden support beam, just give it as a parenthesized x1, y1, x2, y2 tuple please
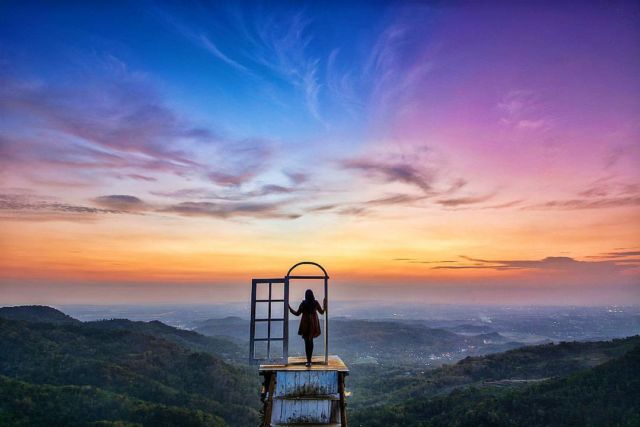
(339, 372, 347, 427)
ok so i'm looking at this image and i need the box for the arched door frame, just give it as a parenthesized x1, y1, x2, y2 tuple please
(285, 262, 329, 365)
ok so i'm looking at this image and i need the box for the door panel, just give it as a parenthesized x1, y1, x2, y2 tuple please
(250, 278, 288, 363)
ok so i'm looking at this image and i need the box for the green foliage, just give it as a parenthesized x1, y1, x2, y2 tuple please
(0, 305, 80, 325)
(0, 376, 224, 427)
(351, 341, 640, 427)
(85, 319, 244, 361)
(0, 311, 260, 427)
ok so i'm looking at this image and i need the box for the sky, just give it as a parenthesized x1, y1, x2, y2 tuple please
(1, 1, 639, 306)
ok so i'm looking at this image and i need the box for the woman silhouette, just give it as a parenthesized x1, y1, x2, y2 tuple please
(289, 289, 326, 367)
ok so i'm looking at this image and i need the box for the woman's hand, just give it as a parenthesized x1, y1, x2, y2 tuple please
(289, 304, 300, 316)
(323, 298, 327, 310)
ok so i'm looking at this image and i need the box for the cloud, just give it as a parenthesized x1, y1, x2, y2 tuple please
(304, 193, 428, 217)
(586, 250, 640, 259)
(206, 138, 274, 187)
(364, 193, 428, 206)
(393, 258, 457, 264)
(481, 200, 523, 209)
(436, 193, 495, 207)
(198, 34, 250, 73)
(336, 206, 368, 216)
(1, 188, 304, 222)
(124, 174, 157, 182)
(525, 176, 640, 211)
(578, 178, 638, 199)
(0, 62, 275, 190)
(93, 195, 147, 212)
(250, 184, 294, 196)
(161, 201, 300, 220)
(604, 144, 639, 170)
(308, 204, 337, 212)
(433, 255, 638, 273)
(498, 89, 550, 131)
(526, 196, 640, 210)
(0, 72, 202, 171)
(0, 193, 120, 220)
(341, 159, 435, 192)
(156, 5, 325, 123)
(285, 171, 308, 185)
(207, 171, 254, 187)
(151, 183, 297, 202)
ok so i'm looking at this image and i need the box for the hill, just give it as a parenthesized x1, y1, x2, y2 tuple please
(193, 317, 525, 365)
(86, 318, 244, 361)
(0, 375, 226, 427)
(0, 307, 260, 427)
(0, 305, 80, 325)
(350, 336, 640, 426)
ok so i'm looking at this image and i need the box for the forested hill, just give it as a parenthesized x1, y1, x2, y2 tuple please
(0, 305, 80, 325)
(0, 307, 259, 427)
(350, 337, 640, 427)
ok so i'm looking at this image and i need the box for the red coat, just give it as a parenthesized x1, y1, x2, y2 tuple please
(290, 300, 325, 339)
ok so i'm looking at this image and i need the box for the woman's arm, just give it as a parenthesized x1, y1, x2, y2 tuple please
(289, 303, 302, 316)
(316, 299, 325, 315)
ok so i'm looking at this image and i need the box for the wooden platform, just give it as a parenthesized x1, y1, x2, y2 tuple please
(259, 355, 349, 372)
(259, 355, 349, 426)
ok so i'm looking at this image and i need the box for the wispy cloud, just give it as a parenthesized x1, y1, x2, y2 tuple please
(198, 34, 250, 73)
(0, 193, 120, 221)
(341, 158, 435, 192)
(365, 193, 429, 206)
(160, 201, 300, 220)
(284, 171, 309, 185)
(526, 196, 640, 210)
(0, 189, 302, 222)
(498, 89, 551, 131)
(0, 61, 275, 190)
(436, 193, 495, 207)
(151, 183, 298, 202)
(393, 258, 457, 264)
(93, 195, 147, 212)
(433, 255, 638, 272)
(586, 250, 640, 259)
(156, 5, 325, 123)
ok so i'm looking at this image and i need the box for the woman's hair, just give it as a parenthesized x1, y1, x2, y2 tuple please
(304, 289, 315, 305)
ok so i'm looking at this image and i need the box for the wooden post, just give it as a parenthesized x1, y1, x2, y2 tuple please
(263, 372, 276, 427)
(339, 372, 347, 426)
(324, 276, 329, 365)
(250, 279, 257, 361)
(284, 278, 289, 362)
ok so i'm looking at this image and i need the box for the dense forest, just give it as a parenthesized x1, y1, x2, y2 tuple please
(1, 305, 639, 426)
(351, 344, 640, 426)
(0, 306, 259, 426)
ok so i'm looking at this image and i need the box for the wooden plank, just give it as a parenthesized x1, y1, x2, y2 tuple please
(274, 371, 339, 397)
(271, 399, 337, 424)
(259, 355, 349, 372)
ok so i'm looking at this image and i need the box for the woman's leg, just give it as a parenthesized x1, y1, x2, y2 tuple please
(304, 337, 314, 363)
